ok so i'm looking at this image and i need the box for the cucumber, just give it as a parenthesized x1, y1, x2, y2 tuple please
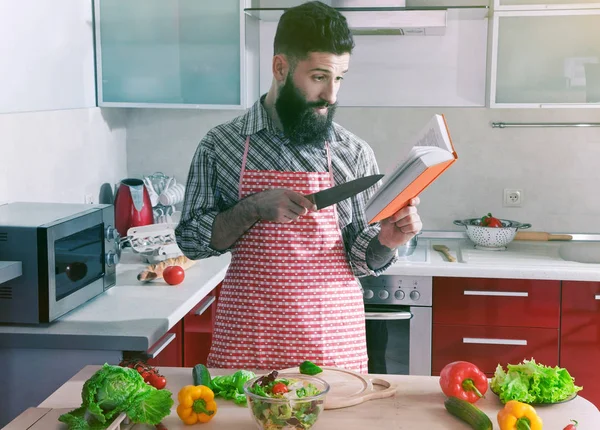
(444, 397, 493, 430)
(192, 364, 212, 389)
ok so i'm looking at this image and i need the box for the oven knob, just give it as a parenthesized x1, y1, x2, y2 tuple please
(394, 290, 405, 300)
(378, 290, 389, 300)
(410, 290, 421, 301)
(364, 289, 374, 299)
(106, 251, 120, 267)
(105, 226, 119, 241)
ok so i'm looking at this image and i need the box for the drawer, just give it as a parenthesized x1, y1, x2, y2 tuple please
(146, 320, 183, 367)
(433, 277, 560, 328)
(184, 293, 217, 333)
(432, 324, 559, 375)
(184, 332, 213, 367)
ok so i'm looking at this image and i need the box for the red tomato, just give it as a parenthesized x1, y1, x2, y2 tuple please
(148, 373, 167, 390)
(163, 265, 185, 285)
(272, 382, 289, 395)
(140, 370, 151, 381)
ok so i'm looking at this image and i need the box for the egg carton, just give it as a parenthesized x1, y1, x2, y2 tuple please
(121, 223, 179, 255)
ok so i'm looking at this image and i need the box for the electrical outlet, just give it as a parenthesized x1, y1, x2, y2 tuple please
(84, 194, 94, 204)
(503, 189, 523, 207)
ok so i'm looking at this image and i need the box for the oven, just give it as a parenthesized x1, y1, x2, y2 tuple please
(361, 275, 432, 376)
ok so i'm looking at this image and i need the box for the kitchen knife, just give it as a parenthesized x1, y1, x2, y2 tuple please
(305, 174, 384, 210)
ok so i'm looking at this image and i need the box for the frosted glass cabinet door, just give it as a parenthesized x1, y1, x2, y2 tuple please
(495, 0, 600, 8)
(491, 10, 600, 107)
(96, 0, 243, 108)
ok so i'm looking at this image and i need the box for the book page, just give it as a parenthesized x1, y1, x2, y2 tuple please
(414, 115, 453, 153)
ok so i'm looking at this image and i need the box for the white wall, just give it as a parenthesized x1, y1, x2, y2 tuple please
(0, 108, 128, 205)
(126, 106, 600, 234)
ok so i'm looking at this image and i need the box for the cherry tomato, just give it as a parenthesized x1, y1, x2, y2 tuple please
(163, 265, 185, 285)
(140, 370, 151, 381)
(563, 420, 578, 430)
(272, 382, 289, 395)
(148, 373, 167, 390)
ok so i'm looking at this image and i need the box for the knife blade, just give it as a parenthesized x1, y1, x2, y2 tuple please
(306, 174, 384, 210)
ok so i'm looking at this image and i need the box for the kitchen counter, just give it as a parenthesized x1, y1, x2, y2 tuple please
(2, 236, 599, 350)
(387, 238, 600, 281)
(21, 364, 600, 430)
(0, 251, 230, 350)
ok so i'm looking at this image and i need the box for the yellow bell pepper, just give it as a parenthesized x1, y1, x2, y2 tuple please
(177, 385, 217, 425)
(497, 400, 543, 430)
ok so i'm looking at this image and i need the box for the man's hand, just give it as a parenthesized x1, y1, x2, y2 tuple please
(378, 197, 423, 249)
(248, 189, 317, 223)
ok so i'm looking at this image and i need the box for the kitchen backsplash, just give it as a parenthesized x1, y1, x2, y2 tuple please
(126, 106, 600, 234)
(0, 108, 128, 205)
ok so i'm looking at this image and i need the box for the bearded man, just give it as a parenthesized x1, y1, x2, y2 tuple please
(175, 1, 422, 372)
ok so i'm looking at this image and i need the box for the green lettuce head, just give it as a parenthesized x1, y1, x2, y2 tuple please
(59, 363, 173, 430)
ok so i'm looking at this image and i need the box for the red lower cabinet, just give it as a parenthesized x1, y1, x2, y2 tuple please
(432, 324, 559, 376)
(560, 281, 600, 408)
(146, 320, 183, 367)
(183, 283, 222, 367)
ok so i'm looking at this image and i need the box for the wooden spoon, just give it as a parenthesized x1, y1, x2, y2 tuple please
(433, 244, 457, 262)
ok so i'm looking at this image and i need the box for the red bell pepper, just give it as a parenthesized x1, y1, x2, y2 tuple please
(439, 361, 488, 404)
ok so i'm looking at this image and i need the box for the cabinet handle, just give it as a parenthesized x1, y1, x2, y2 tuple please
(194, 296, 216, 316)
(464, 290, 528, 297)
(463, 337, 527, 346)
(595, 295, 600, 300)
(146, 333, 176, 359)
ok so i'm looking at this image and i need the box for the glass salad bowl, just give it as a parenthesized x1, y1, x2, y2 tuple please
(243, 372, 330, 430)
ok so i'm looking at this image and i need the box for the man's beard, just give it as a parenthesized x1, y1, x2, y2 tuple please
(274, 76, 337, 146)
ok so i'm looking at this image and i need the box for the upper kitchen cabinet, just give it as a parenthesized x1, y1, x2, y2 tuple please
(246, 1, 490, 107)
(490, 9, 600, 107)
(494, 0, 600, 10)
(0, 0, 96, 114)
(95, 0, 256, 109)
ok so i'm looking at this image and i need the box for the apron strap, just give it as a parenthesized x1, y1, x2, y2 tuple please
(325, 141, 334, 186)
(239, 136, 251, 200)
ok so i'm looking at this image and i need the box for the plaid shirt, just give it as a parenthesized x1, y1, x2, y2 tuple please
(175, 96, 397, 277)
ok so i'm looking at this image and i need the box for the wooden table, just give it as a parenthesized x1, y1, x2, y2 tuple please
(8, 365, 600, 429)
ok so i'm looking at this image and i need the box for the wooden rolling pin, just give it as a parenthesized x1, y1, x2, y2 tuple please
(514, 231, 573, 241)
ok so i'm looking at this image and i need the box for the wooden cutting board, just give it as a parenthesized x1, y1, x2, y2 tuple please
(280, 366, 397, 410)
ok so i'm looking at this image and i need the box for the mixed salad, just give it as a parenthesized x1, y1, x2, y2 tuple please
(246, 371, 325, 430)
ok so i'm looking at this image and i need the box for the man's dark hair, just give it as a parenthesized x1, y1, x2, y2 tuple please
(274, 1, 354, 62)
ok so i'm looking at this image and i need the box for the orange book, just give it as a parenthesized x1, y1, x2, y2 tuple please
(366, 114, 457, 224)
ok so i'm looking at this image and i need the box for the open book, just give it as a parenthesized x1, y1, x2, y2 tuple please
(365, 114, 457, 224)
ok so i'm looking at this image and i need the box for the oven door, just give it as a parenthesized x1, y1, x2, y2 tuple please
(45, 211, 107, 322)
(365, 304, 432, 376)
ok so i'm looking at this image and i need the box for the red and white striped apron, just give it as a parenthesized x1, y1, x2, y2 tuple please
(207, 136, 368, 373)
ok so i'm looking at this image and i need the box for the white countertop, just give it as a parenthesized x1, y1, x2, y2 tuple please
(30, 365, 600, 430)
(387, 238, 600, 281)
(0, 251, 231, 351)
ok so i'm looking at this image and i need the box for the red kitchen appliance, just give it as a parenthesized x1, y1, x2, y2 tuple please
(114, 178, 153, 237)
